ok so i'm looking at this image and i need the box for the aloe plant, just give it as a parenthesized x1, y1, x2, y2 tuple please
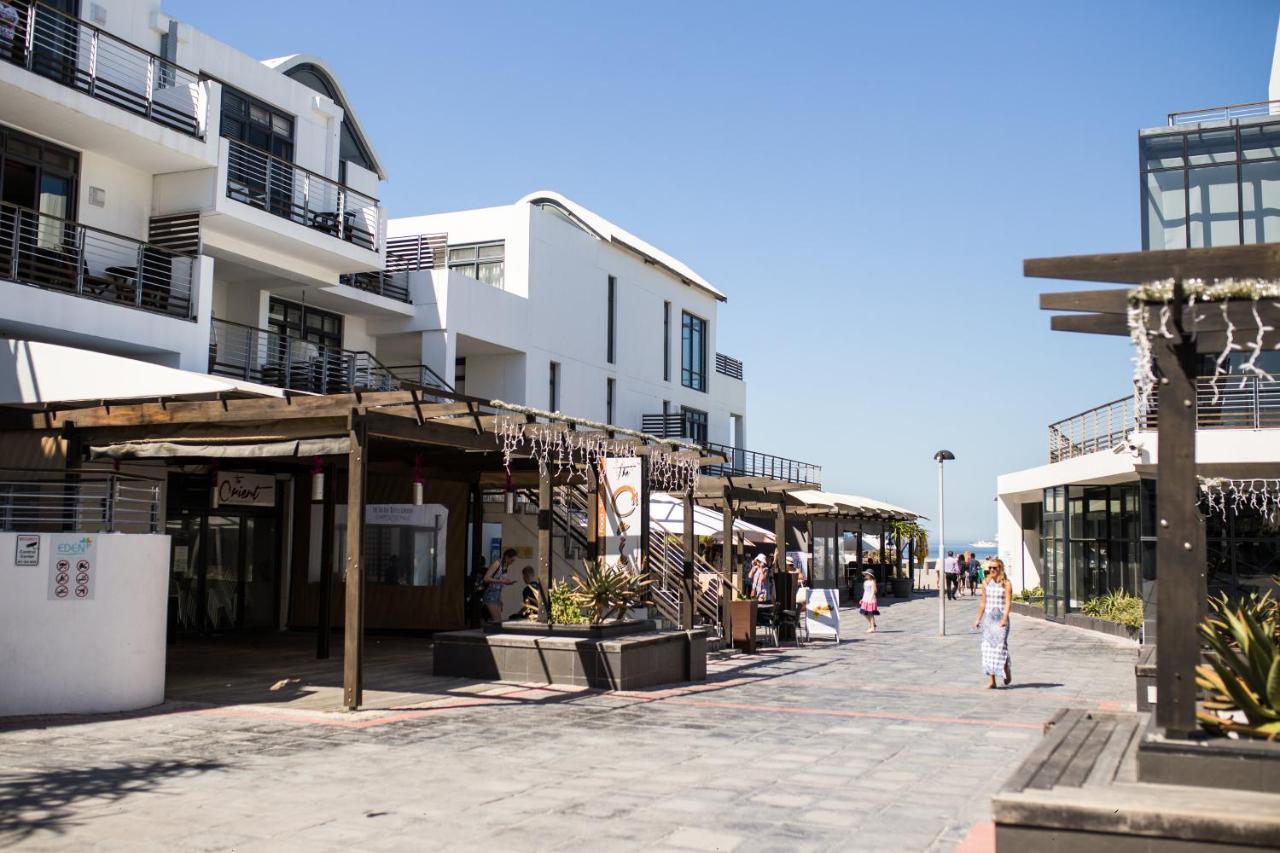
(523, 580, 589, 624)
(569, 559, 652, 624)
(1196, 592, 1280, 740)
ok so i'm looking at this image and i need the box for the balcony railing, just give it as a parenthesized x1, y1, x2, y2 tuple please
(1, 1, 203, 137)
(383, 363, 454, 394)
(225, 139, 379, 252)
(337, 270, 410, 303)
(1168, 99, 1280, 126)
(210, 318, 402, 394)
(1048, 376, 1280, 462)
(0, 200, 195, 319)
(703, 442, 821, 486)
(0, 469, 161, 533)
(715, 352, 744, 381)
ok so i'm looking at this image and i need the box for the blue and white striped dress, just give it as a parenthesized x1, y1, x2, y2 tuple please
(981, 580, 1010, 676)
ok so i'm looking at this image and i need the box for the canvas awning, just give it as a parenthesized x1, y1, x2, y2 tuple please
(788, 489, 923, 521)
(90, 437, 350, 459)
(649, 493, 775, 543)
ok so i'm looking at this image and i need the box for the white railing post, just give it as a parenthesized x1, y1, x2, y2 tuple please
(145, 56, 155, 119)
(23, 3, 35, 68)
(87, 29, 99, 96)
(336, 188, 347, 242)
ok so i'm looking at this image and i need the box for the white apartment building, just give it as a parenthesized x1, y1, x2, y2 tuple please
(996, 58, 1280, 616)
(0, 0, 417, 391)
(380, 191, 748, 449)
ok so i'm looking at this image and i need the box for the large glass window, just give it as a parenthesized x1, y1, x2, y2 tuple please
(681, 406, 708, 444)
(220, 87, 294, 160)
(268, 297, 342, 350)
(606, 275, 616, 364)
(0, 124, 78, 221)
(448, 241, 504, 289)
(681, 311, 707, 392)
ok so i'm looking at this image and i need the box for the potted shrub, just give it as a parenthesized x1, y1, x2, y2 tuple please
(1196, 590, 1280, 740)
(890, 520, 928, 598)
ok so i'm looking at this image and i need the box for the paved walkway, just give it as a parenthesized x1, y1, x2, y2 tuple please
(0, 593, 1137, 853)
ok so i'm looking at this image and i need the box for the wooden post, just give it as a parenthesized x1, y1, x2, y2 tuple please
(855, 527, 864, 597)
(720, 488, 734, 641)
(342, 420, 368, 711)
(469, 481, 484, 570)
(681, 485, 696, 630)
(316, 463, 335, 659)
(907, 537, 915, 590)
(1153, 294, 1205, 740)
(879, 523, 887, 590)
(774, 502, 787, 583)
(586, 463, 600, 562)
(537, 469, 553, 621)
(639, 455, 652, 580)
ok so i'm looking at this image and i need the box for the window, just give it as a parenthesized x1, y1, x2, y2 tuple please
(0, 124, 79, 232)
(448, 241, 504, 289)
(681, 311, 707, 392)
(220, 87, 294, 160)
(606, 275, 616, 364)
(606, 377, 615, 425)
(681, 406, 708, 444)
(663, 301, 671, 381)
(549, 361, 560, 411)
(268, 297, 343, 351)
(454, 357, 466, 396)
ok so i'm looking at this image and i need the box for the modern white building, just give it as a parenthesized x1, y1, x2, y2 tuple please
(997, 88, 1280, 617)
(378, 192, 748, 449)
(0, 0, 420, 388)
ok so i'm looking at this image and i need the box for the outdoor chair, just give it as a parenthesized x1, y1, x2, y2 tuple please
(755, 602, 778, 647)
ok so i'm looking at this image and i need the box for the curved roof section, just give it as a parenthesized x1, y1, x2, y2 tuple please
(790, 489, 926, 521)
(519, 190, 726, 302)
(262, 54, 387, 180)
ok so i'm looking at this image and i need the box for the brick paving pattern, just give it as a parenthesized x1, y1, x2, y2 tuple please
(0, 593, 1137, 852)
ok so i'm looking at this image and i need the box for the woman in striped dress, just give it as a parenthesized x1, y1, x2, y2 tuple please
(973, 559, 1012, 689)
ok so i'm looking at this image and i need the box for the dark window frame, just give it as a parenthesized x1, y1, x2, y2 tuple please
(680, 406, 708, 444)
(681, 310, 707, 392)
(0, 123, 80, 221)
(606, 275, 616, 364)
(220, 85, 295, 162)
(549, 361, 560, 411)
(663, 300, 671, 382)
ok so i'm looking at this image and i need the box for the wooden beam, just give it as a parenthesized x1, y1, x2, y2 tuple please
(361, 410, 500, 452)
(721, 488, 734, 640)
(1049, 313, 1131, 336)
(639, 456, 652, 583)
(316, 463, 335, 659)
(586, 464, 600, 562)
(537, 470, 553, 621)
(343, 420, 369, 711)
(681, 486, 696, 631)
(1039, 289, 1130, 314)
(1153, 314, 1206, 739)
(1026, 242, 1280, 284)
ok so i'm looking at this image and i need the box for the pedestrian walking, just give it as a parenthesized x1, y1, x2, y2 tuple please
(943, 550, 960, 600)
(481, 548, 518, 623)
(859, 570, 880, 633)
(965, 551, 980, 597)
(973, 558, 1013, 689)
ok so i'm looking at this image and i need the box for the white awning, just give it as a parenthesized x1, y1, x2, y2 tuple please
(650, 493, 775, 543)
(90, 438, 349, 459)
(789, 489, 924, 521)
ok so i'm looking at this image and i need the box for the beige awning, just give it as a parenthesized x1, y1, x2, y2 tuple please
(90, 437, 350, 460)
(789, 489, 924, 521)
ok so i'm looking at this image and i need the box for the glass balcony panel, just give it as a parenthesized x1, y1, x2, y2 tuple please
(1187, 129, 1237, 165)
(1188, 164, 1240, 248)
(1241, 123, 1280, 160)
(1241, 160, 1280, 244)
(1142, 134, 1184, 169)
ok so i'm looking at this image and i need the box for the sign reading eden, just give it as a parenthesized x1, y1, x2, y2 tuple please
(216, 472, 276, 507)
(48, 534, 96, 601)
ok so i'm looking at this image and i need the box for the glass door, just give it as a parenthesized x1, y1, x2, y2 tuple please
(1042, 487, 1066, 621)
(204, 514, 241, 630)
(241, 515, 279, 629)
(167, 514, 202, 633)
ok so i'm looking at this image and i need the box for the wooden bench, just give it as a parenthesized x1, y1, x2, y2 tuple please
(994, 708, 1280, 852)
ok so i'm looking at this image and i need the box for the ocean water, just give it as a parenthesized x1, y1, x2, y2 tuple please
(942, 541, 997, 561)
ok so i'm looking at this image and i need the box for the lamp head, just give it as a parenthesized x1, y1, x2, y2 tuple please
(933, 450, 955, 462)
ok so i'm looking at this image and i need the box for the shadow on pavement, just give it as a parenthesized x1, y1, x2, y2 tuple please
(0, 759, 225, 848)
(1002, 682, 1064, 690)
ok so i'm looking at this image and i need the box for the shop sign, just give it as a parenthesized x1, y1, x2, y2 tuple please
(366, 503, 436, 527)
(48, 534, 96, 601)
(804, 587, 840, 642)
(599, 457, 641, 573)
(216, 472, 276, 507)
(15, 534, 40, 566)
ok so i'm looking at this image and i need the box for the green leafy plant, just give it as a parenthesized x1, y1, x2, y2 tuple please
(569, 559, 652, 624)
(1079, 591, 1144, 629)
(523, 580, 588, 624)
(1196, 593, 1280, 740)
(890, 521, 929, 567)
(1015, 586, 1045, 604)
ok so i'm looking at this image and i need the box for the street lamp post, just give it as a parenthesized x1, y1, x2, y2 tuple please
(934, 450, 954, 637)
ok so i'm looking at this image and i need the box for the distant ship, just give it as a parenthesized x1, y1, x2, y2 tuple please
(970, 538, 997, 549)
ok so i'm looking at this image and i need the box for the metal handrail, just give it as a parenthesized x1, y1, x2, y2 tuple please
(1047, 377, 1280, 461)
(0, 199, 195, 319)
(224, 138, 380, 252)
(338, 270, 410, 303)
(1168, 99, 1280, 126)
(382, 363, 455, 394)
(704, 441, 821, 486)
(209, 318, 403, 394)
(1, 1, 204, 137)
(0, 468, 161, 533)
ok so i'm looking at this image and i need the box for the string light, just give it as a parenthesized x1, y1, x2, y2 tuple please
(1200, 477, 1280, 524)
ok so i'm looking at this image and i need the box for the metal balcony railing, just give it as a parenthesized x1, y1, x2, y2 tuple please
(209, 318, 401, 394)
(225, 139, 379, 252)
(382, 363, 455, 394)
(338, 270, 410, 303)
(1, 1, 204, 136)
(1168, 99, 1280, 126)
(703, 442, 821, 486)
(0, 200, 196, 319)
(0, 469, 161, 533)
(715, 352, 744, 380)
(641, 413, 687, 438)
(1048, 376, 1280, 461)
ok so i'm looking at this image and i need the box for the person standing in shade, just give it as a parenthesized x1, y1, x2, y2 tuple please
(749, 555, 773, 603)
(481, 548, 518, 623)
(859, 570, 880, 633)
(973, 558, 1013, 688)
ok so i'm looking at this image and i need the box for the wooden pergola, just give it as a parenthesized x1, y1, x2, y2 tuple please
(0, 387, 725, 710)
(1028, 241, 1280, 739)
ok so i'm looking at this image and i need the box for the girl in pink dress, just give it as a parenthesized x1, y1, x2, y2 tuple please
(859, 570, 880, 633)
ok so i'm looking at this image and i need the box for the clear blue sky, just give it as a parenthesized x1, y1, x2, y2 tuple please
(168, 0, 1275, 541)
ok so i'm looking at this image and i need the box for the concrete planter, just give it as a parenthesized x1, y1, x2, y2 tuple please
(1064, 612, 1141, 642)
(486, 619, 653, 640)
(434, 626, 707, 690)
(1011, 601, 1046, 620)
(1139, 733, 1280, 794)
(890, 577, 913, 599)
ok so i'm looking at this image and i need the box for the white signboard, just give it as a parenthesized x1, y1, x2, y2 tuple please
(48, 534, 96, 601)
(15, 534, 40, 567)
(599, 457, 641, 572)
(215, 472, 276, 507)
(804, 587, 840, 642)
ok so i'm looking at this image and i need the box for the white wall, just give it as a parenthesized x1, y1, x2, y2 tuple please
(0, 533, 170, 716)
